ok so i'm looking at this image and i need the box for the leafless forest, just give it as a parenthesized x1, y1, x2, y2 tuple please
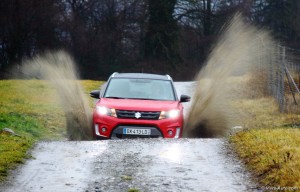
(1, 0, 300, 80)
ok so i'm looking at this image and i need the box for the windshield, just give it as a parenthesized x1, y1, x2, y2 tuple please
(104, 78, 176, 101)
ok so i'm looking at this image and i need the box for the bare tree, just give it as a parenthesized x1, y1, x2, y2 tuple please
(0, 0, 62, 76)
(144, 0, 182, 66)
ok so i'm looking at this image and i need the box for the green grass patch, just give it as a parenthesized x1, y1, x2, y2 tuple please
(0, 80, 66, 140)
(0, 133, 33, 182)
(0, 113, 42, 138)
(128, 188, 140, 192)
(121, 175, 133, 181)
(0, 79, 103, 182)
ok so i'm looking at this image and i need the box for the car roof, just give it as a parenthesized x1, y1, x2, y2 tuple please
(111, 72, 171, 80)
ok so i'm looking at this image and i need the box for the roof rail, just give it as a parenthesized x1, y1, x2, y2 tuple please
(111, 72, 118, 77)
(166, 74, 171, 80)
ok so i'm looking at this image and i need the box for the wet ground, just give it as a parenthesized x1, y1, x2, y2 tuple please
(0, 82, 260, 192)
(0, 139, 259, 192)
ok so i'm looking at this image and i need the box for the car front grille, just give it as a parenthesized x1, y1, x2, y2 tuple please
(116, 110, 160, 120)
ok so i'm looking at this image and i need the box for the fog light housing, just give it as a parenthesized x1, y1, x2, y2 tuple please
(101, 127, 107, 132)
(168, 130, 173, 135)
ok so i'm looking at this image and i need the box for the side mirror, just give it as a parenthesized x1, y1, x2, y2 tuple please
(180, 94, 191, 103)
(90, 90, 100, 98)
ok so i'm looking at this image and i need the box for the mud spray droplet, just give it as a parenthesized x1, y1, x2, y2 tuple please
(20, 51, 93, 140)
(184, 13, 279, 138)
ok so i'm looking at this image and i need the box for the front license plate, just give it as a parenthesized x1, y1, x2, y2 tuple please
(123, 128, 151, 135)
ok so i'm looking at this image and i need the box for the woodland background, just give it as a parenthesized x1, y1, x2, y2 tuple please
(1, 0, 300, 80)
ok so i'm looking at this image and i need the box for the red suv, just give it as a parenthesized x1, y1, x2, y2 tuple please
(90, 73, 190, 139)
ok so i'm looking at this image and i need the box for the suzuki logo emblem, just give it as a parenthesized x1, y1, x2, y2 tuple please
(135, 112, 141, 119)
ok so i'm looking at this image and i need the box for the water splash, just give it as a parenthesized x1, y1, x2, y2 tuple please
(21, 51, 93, 140)
(184, 14, 278, 138)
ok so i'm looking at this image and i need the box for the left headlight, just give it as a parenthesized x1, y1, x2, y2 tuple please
(96, 106, 117, 117)
(159, 109, 180, 119)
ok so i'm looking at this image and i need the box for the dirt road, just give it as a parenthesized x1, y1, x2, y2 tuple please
(0, 82, 260, 192)
(1, 139, 259, 192)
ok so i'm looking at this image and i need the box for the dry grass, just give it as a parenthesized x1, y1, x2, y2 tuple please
(231, 97, 300, 129)
(230, 95, 300, 188)
(80, 80, 103, 107)
(230, 129, 300, 188)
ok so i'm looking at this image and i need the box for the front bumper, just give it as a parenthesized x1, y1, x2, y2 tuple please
(93, 114, 183, 139)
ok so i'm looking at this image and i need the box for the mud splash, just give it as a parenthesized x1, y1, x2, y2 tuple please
(21, 51, 93, 140)
(184, 14, 277, 138)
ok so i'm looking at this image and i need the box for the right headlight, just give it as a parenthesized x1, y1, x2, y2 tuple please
(96, 106, 117, 117)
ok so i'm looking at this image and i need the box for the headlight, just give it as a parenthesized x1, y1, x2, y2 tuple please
(96, 106, 117, 117)
(159, 109, 180, 119)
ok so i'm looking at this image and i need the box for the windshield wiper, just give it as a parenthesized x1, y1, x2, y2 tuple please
(104, 96, 126, 99)
(127, 98, 157, 100)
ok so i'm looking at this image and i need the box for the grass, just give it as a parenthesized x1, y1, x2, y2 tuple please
(0, 79, 102, 182)
(0, 133, 33, 181)
(0, 80, 65, 139)
(121, 175, 133, 181)
(232, 97, 300, 129)
(127, 188, 140, 192)
(230, 129, 300, 187)
(230, 96, 300, 188)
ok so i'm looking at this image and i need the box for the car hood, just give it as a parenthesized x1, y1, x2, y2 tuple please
(97, 98, 180, 111)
